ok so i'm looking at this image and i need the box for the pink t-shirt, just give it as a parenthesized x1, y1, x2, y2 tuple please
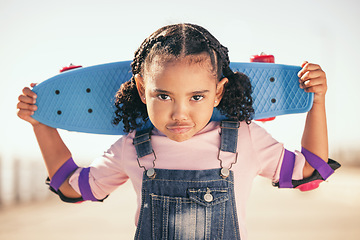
(69, 121, 305, 240)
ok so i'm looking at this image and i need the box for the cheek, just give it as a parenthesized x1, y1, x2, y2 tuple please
(199, 102, 215, 118)
(146, 100, 168, 123)
(188, 101, 215, 123)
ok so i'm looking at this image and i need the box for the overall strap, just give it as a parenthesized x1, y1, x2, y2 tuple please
(220, 120, 240, 153)
(218, 120, 240, 178)
(133, 128, 157, 178)
(133, 128, 153, 159)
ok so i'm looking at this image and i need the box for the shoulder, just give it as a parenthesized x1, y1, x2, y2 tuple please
(243, 121, 274, 140)
(237, 120, 261, 139)
(105, 131, 136, 156)
(237, 120, 279, 150)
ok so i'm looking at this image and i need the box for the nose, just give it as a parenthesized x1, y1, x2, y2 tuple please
(171, 101, 189, 121)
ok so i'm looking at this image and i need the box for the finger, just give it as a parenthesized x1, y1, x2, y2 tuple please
(17, 109, 35, 120)
(301, 61, 308, 68)
(18, 94, 37, 104)
(302, 84, 327, 94)
(17, 107, 40, 126)
(22, 87, 37, 99)
(17, 101, 38, 111)
(304, 62, 322, 71)
(30, 83, 37, 88)
(298, 62, 322, 78)
(299, 69, 325, 82)
(299, 77, 327, 89)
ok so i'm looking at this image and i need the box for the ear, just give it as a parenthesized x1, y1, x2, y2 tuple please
(214, 77, 228, 107)
(135, 74, 146, 104)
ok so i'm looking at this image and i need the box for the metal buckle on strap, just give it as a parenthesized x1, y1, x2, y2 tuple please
(217, 149, 238, 179)
(136, 150, 157, 179)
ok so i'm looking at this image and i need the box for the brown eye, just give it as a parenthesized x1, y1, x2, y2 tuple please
(191, 95, 204, 101)
(158, 94, 171, 100)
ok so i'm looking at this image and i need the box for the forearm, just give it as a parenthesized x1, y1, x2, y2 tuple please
(33, 123, 81, 198)
(33, 123, 72, 177)
(301, 99, 328, 177)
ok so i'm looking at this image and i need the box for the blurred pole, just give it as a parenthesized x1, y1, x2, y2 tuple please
(0, 156, 2, 208)
(31, 161, 36, 201)
(31, 161, 45, 201)
(13, 158, 20, 203)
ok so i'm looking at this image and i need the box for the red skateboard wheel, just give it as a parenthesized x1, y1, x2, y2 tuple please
(60, 64, 82, 73)
(250, 53, 275, 63)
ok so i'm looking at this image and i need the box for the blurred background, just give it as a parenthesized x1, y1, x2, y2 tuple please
(0, 0, 359, 239)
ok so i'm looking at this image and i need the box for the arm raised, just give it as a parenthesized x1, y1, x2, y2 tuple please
(17, 84, 81, 198)
(298, 62, 328, 178)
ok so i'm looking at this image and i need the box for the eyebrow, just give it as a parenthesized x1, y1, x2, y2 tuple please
(153, 89, 210, 95)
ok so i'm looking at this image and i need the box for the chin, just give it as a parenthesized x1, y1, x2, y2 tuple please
(167, 133, 193, 142)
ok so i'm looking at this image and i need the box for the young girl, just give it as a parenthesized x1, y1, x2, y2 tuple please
(17, 23, 339, 240)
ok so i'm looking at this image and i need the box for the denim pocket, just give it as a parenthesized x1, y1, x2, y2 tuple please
(150, 187, 229, 240)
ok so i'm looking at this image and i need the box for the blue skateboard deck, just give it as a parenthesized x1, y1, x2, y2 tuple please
(32, 61, 313, 135)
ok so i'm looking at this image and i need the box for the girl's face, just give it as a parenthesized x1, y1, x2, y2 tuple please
(135, 57, 228, 142)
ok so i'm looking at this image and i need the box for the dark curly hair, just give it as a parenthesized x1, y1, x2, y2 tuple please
(113, 23, 254, 133)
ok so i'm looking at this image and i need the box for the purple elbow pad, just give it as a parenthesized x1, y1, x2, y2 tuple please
(50, 157, 78, 191)
(274, 148, 340, 191)
(278, 149, 295, 188)
(78, 167, 99, 201)
(301, 147, 334, 180)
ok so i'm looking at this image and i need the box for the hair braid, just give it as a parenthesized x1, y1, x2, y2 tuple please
(113, 29, 172, 132)
(188, 25, 254, 123)
(131, 35, 166, 77)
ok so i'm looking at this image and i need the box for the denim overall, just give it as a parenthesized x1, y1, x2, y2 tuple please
(133, 121, 241, 240)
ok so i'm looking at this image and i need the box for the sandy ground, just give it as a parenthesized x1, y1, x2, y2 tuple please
(0, 166, 359, 240)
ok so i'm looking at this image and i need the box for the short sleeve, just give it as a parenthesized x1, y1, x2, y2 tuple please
(69, 136, 130, 200)
(249, 122, 305, 182)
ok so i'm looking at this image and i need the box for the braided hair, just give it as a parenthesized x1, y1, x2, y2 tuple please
(113, 23, 254, 133)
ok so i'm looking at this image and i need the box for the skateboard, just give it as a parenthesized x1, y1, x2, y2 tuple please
(32, 61, 313, 135)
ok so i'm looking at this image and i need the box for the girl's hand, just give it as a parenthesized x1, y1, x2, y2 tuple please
(298, 61, 327, 105)
(17, 83, 40, 126)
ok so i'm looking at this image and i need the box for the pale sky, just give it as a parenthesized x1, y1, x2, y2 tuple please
(1, 0, 359, 163)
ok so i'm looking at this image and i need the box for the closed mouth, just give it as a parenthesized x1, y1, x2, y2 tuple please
(166, 125, 194, 134)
